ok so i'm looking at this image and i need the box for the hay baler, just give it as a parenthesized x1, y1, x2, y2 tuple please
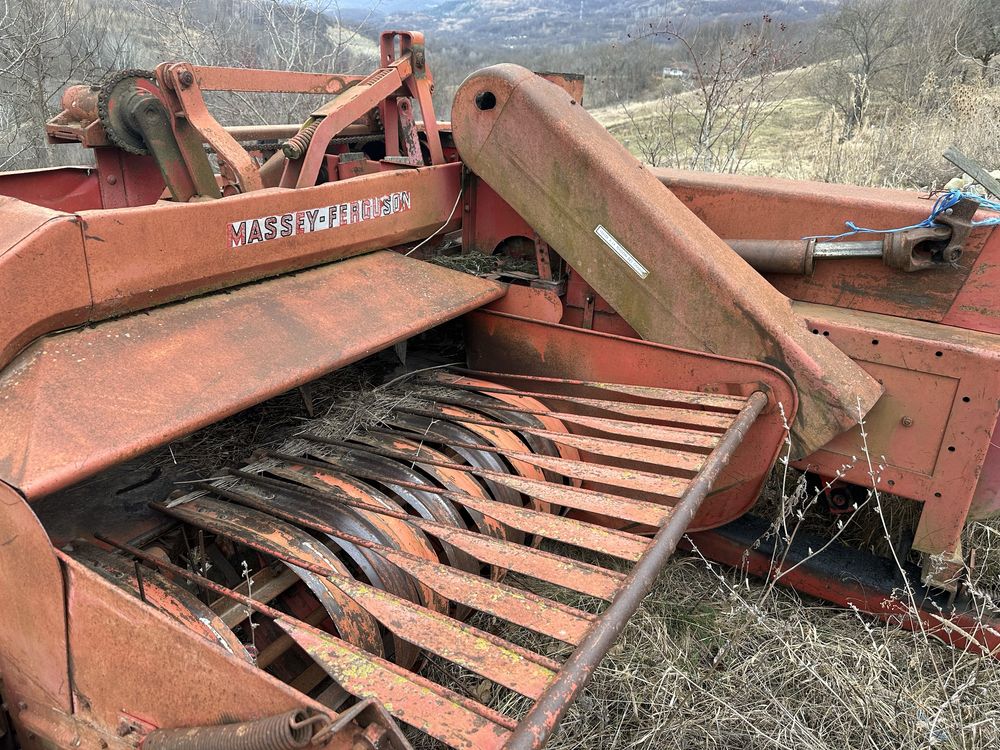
(1, 31, 999, 750)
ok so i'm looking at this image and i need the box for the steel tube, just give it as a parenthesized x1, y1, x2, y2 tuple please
(813, 240, 884, 259)
(222, 123, 370, 142)
(725, 239, 814, 275)
(503, 390, 769, 750)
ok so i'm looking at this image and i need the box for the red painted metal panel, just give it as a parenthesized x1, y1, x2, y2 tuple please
(0, 482, 72, 727)
(80, 163, 462, 316)
(0, 252, 503, 498)
(791, 301, 1000, 556)
(0, 199, 92, 373)
(60, 554, 359, 747)
(0, 166, 102, 211)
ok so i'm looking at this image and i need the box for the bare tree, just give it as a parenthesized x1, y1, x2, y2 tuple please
(956, 0, 1000, 78)
(128, 0, 381, 126)
(622, 16, 801, 173)
(810, 0, 911, 138)
(0, 0, 131, 168)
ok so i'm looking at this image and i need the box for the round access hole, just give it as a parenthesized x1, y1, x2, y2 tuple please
(475, 91, 497, 110)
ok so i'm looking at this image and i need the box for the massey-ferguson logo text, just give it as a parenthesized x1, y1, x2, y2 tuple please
(228, 191, 411, 248)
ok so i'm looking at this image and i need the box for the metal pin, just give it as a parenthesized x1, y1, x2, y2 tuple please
(134, 560, 147, 604)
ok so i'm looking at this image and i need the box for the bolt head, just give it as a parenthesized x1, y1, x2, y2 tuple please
(901, 416, 913, 427)
(178, 70, 194, 88)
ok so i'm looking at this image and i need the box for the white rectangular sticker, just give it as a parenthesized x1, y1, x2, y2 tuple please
(594, 224, 649, 278)
(228, 190, 412, 248)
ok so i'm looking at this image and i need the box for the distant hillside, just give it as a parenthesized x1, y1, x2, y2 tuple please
(345, 0, 836, 46)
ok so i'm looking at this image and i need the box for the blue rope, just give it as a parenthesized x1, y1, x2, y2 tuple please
(804, 189, 1000, 241)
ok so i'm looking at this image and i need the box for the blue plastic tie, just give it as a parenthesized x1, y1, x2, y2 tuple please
(804, 190, 1000, 241)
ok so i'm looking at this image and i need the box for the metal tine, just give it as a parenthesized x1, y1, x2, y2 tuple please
(306, 432, 692, 498)
(281, 622, 512, 750)
(275, 455, 650, 562)
(444, 368, 749, 411)
(155, 495, 561, 697)
(271, 448, 672, 527)
(229, 467, 625, 600)
(95, 535, 515, 750)
(319, 574, 558, 699)
(414, 381, 733, 430)
(221, 470, 599, 644)
(368, 416, 706, 474)
(403, 389, 723, 449)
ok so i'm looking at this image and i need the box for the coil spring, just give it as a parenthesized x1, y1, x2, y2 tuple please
(142, 709, 314, 750)
(282, 121, 319, 160)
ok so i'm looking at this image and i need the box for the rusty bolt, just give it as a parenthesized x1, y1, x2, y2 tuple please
(178, 70, 195, 88)
(353, 724, 389, 750)
(16, 701, 26, 711)
(106, 175, 117, 185)
(901, 416, 913, 427)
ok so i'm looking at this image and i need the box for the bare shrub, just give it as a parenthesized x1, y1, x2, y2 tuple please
(619, 16, 802, 173)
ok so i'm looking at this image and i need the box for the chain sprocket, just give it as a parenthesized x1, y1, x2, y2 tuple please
(97, 69, 159, 155)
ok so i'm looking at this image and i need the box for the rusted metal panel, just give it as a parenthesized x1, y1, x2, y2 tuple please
(60, 554, 362, 749)
(0, 166, 102, 211)
(790, 301, 1000, 557)
(0, 482, 72, 726)
(80, 162, 463, 318)
(653, 167, 997, 325)
(0, 164, 467, 376)
(0, 252, 503, 498)
(451, 65, 879, 457)
(0, 198, 92, 373)
(945, 226, 1000, 335)
(68, 539, 252, 662)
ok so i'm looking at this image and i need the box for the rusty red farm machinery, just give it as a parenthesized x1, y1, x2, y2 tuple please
(2, 30, 1000, 750)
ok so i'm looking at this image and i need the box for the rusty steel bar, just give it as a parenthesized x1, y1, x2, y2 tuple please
(307, 434, 691, 498)
(503, 390, 768, 750)
(216, 473, 599, 643)
(723, 239, 885, 275)
(268, 449, 674, 527)
(724, 239, 815, 275)
(416, 381, 733, 428)
(377, 412, 707, 471)
(443, 369, 748, 410)
(400, 396, 722, 450)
